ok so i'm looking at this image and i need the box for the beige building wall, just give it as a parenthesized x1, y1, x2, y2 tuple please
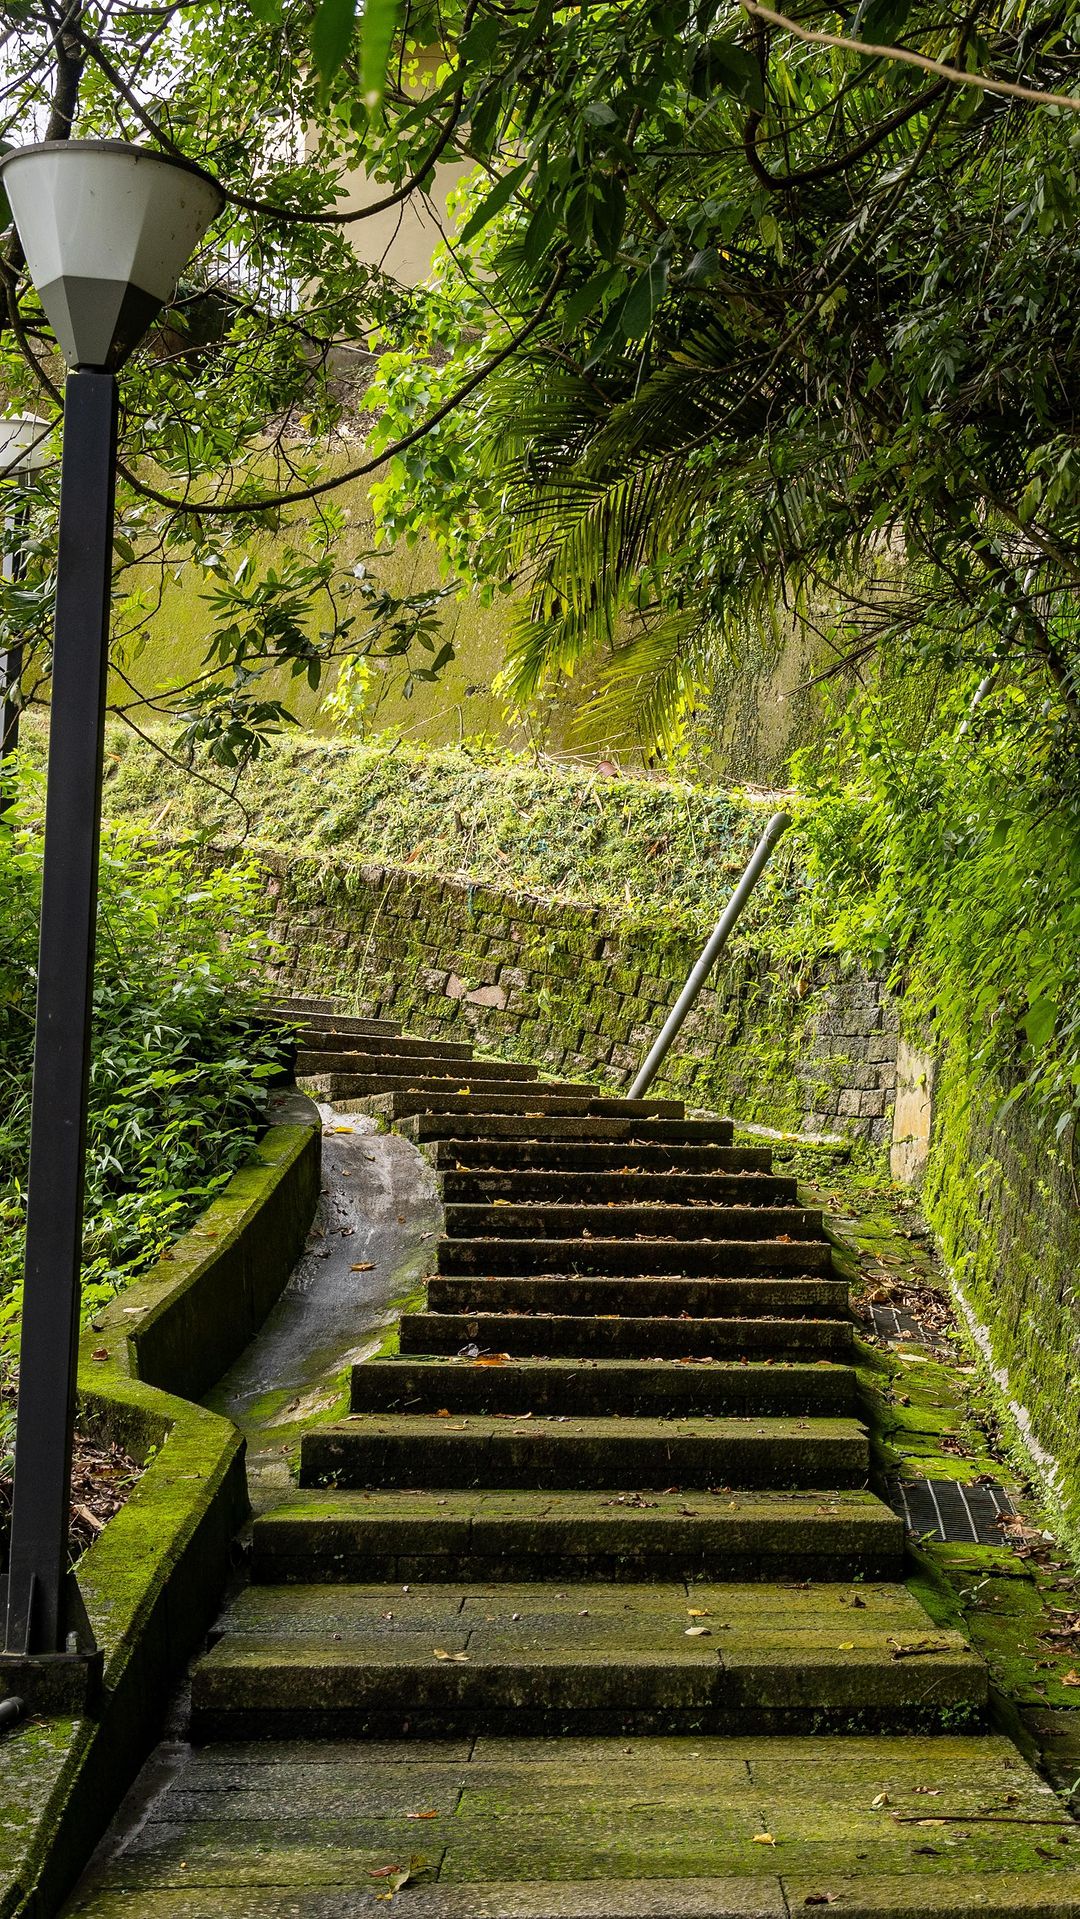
(312, 51, 470, 286)
(335, 152, 469, 286)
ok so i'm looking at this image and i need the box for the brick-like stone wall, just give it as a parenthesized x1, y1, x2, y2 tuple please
(256, 847, 899, 1145)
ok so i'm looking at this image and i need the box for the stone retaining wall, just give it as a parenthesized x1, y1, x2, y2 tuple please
(258, 848, 899, 1147)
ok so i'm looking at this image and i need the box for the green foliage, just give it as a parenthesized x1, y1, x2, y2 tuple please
(0, 763, 288, 1369)
(356, 0, 1080, 755)
(89, 721, 768, 917)
(791, 645, 1080, 1132)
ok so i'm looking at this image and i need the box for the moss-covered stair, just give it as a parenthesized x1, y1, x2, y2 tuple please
(67, 1003, 1080, 1916)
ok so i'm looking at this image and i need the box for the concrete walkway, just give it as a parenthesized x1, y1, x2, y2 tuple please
(61, 1010, 1080, 1917)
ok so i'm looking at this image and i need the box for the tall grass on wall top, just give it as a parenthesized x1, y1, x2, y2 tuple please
(0, 762, 290, 1469)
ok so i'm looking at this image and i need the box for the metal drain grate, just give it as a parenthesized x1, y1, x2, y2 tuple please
(886, 1474, 1017, 1545)
(871, 1301, 951, 1352)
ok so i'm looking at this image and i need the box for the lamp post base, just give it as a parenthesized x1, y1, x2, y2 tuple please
(0, 1572, 102, 1715)
(0, 1648, 103, 1718)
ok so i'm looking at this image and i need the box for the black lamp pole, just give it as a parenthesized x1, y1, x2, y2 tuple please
(0, 139, 222, 1678)
(3, 370, 118, 1656)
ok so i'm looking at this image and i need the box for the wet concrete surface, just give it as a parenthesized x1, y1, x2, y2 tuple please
(205, 1105, 442, 1504)
(57, 1104, 444, 1909)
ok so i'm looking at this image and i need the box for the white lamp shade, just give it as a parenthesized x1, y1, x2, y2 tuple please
(0, 412, 51, 477)
(0, 141, 225, 371)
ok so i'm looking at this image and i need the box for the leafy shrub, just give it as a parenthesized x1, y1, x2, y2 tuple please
(791, 673, 1080, 1134)
(0, 762, 288, 1372)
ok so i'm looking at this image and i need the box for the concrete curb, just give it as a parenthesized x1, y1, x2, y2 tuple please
(0, 1091, 321, 1919)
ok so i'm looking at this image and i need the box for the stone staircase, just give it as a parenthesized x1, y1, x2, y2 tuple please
(192, 1005, 989, 1750)
(96, 998, 1078, 1915)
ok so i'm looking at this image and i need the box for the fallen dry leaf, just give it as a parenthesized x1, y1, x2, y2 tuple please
(351, 1262, 376, 1272)
(433, 1648, 469, 1662)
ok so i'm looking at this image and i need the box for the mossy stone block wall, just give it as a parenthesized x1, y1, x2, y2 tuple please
(258, 848, 899, 1144)
(922, 1041, 1080, 1548)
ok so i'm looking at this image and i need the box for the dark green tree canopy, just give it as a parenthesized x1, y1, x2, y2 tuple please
(2, 0, 1080, 760)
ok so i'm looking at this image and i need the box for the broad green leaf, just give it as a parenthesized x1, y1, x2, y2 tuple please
(311, 0, 358, 82)
(690, 36, 764, 111)
(459, 159, 531, 246)
(458, 14, 501, 64)
(683, 246, 721, 285)
(619, 246, 671, 339)
(563, 265, 622, 328)
(1024, 996, 1057, 1050)
(360, 0, 403, 108)
(854, 0, 913, 39)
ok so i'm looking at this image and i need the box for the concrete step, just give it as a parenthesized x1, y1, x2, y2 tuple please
(264, 1008, 401, 1037)
(296, 1054, 542, 1083)
(442, 1203, 823, 1243)
(432, 1139, 766, 1172)
(424, 1275, 849, 1318)
(299, 1414, 869, 1492)
(439, 1169, 799, 1204)
(308, 1082, 629, 1111)
(435, 1236, 835, 1278)
(401, 1115, 729, 1146)
(270, 995, 347, 1016)
(251, 1491, 904, 1583)
(399, 1311, 852, 1361)
(191, 1577, 983, 1738)
(348, 1355, 860, 1419)
(296, 1031, 473, 1058)
(64, 1732, 1080, 1914)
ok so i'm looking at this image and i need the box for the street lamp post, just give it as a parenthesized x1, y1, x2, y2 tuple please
(0, 141, 222, 1685)
(0, 414, 49, 774)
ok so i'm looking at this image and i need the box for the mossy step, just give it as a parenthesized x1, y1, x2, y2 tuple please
(270, 1007, 402, 1035)
(402, 1117, 732, 1146)
(297, 1054, 543, 1082)
(387, 1093, 687, 1121)
(190, 1576, 984, 1737)
(65, 1883, 1080, 1918)
(303, 1074, 589, 1102)
(348, 1355, 860, 1419)
(250, 1487, 903, 1583)
(63, 1733, 1079, 1915)
(298, 1414, 869, 1492)
(221, 1579, 939, 1635)
(425, 1275, 849, 1319)
(439, 1171, 799, 1205)
(433, 1142, 770, 1174)
(295, 1031, 474, 1058)
(272, 1005, 349, 1020)
(442, 1205, 823, 1243)
(434, 1238, 836, 1279)
(400, 1311, 853, 1362)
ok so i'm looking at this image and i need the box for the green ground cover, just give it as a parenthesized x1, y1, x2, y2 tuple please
(35, 718, 773, 920)
(0, 763, 288, 1482)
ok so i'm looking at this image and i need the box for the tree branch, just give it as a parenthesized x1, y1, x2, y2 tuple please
(739, 0, 1080, 114)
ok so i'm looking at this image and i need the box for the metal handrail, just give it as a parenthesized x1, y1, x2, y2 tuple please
(628, 810, 793, 1100)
